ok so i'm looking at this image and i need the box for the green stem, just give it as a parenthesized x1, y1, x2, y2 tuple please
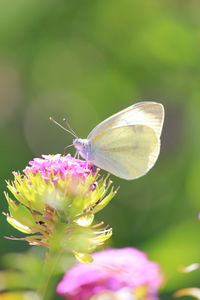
(37, 248, 63, 300)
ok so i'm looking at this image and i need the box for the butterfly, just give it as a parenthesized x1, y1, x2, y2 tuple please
(51, 102, 164, 180)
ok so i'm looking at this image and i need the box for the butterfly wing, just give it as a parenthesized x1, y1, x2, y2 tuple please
(88, 124, 159, 180)
(88, 102, 164, 140)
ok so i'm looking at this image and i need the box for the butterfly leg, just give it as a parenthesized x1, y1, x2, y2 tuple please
(85, 153, 90, 168)
(64, 144, 73, 155)
(75, 150, 80, 159)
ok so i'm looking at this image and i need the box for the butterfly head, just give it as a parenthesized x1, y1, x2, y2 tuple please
(73, 138, 90, 160)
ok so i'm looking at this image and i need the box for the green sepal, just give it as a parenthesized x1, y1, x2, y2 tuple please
(93, 227, 112, 244)
(74, 214, 94, 227)
(6, 216, 35, 234)
(68, 195, 85, 219)
(65, 224, 96, 253)
(67, 173, 98, 218)
(73, 251, 94, 263)
(6, 195, 36, 228)
(93, 187, 117, 213)
(6, 173, 46, 212)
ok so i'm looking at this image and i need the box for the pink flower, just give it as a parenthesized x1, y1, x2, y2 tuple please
(57, 247, 164, 300)
(5, 154, 116, 258)
(24, 154, 94, 182)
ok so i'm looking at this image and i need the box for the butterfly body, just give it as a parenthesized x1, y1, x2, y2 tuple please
(73, 138, 92, 160)
(73, 102, 164, 180)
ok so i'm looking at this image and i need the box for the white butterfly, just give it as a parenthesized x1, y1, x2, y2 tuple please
(51, 102, 164, 180)
(72, 102, 164, 180)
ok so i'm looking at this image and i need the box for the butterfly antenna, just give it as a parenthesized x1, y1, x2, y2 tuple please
(49, 117, 77, 138)
(64, 143, 73, 149)
(63, 118, 78, 138)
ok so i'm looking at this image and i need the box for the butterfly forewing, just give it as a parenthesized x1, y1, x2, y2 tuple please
(87, 102, 164, 141)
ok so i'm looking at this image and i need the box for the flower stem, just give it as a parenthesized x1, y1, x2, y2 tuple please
(37, 248, 63, 300)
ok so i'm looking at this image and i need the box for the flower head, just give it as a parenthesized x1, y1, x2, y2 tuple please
(4, 154, 116, 262)
(23, 154, 94, 182)
(57, 247, 164, 300)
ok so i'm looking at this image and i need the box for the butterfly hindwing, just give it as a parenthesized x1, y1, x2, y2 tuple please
(88, 124, 159, 180)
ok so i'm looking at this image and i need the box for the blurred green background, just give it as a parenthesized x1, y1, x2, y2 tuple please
(0, 0, 200, 299)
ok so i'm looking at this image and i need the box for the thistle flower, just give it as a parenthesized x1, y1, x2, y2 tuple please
(57, 247, 164, 300)
(4, 154, 116, 262)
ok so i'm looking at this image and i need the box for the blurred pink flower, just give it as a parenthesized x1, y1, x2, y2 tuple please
(57, 247, 164, 300)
